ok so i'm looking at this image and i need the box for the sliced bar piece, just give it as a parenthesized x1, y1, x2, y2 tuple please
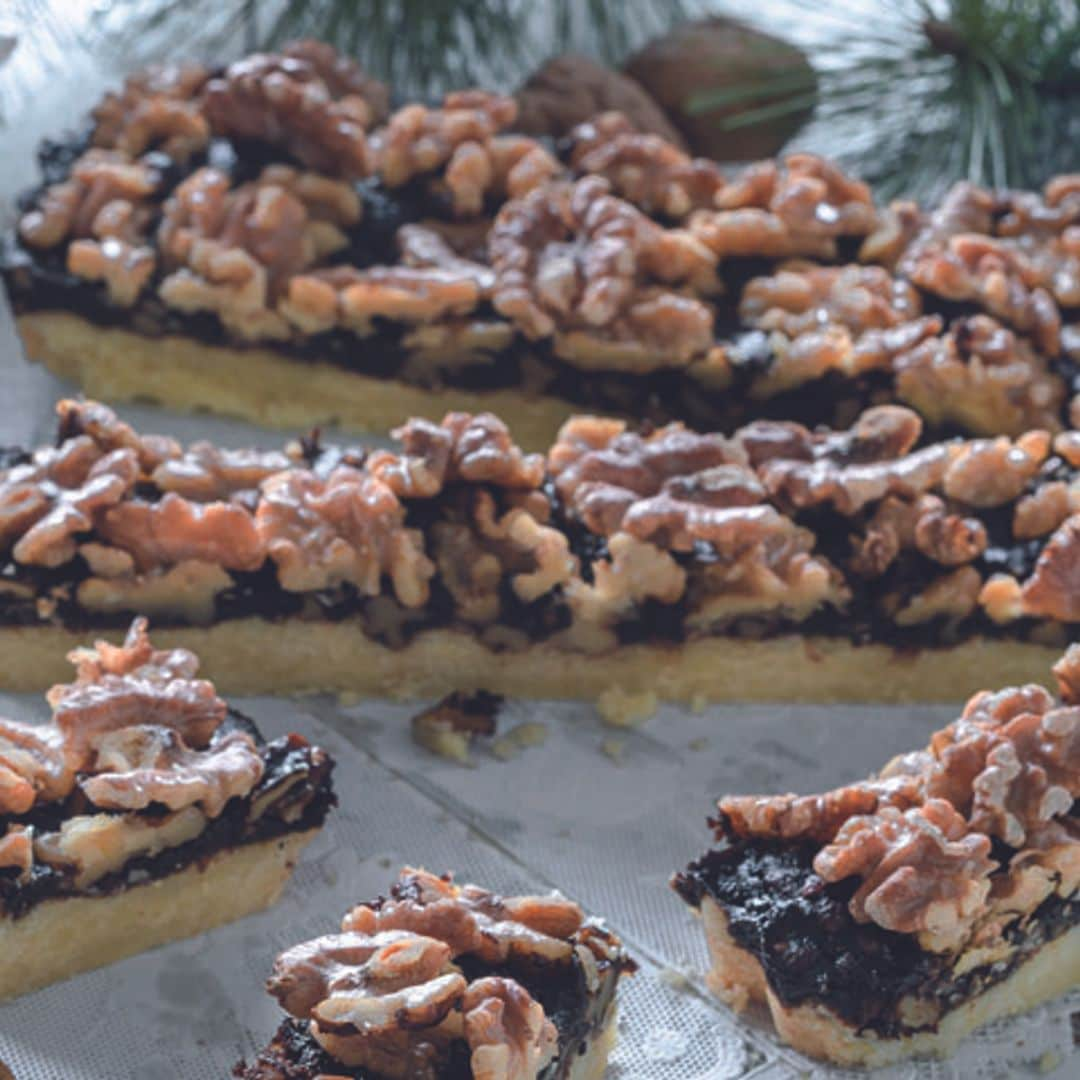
(673, 646, 1080, 1066)
(234, 865, 634, 1080)
(0, 616, 335, 1000)
(5, 43, 1077, 447)
(0, 398, 1077, 701)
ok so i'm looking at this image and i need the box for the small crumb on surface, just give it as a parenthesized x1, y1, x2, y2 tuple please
(597, 687, 658, 728)
(688, 736, 709, 752)
(491, 721, 549, 760)
(336, 690, 363, 707)
(601, 737, 626, 763)
(658, 966, 694, 993)
(690, 693, 709, 714)
(1038, 1050, 1061, 1073)
(409, 691, 503, 765)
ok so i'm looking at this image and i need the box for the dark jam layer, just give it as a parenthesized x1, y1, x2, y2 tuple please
(234, 946, 623, 1080)
(673, 839, 1080, 1038)
(0, 710, 336, 920)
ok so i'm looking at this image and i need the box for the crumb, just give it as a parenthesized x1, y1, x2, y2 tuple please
(490, 720, 548, 761)
(597, 687, 658, 728)
(688, 736, 709, 752)
(336, 690, 363, 707)
(409, 691, 503, 765)
(690, 693, 709, 714)
(658, 966, 694, 993)
(601, 736, 626, 763)
(1038, 1050, 1061, 1073)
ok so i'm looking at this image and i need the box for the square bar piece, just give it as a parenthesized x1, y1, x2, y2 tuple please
(0, 617, 335, 1000)
(673, 646, 1080, 1066)
(235, 866, 634, 1080)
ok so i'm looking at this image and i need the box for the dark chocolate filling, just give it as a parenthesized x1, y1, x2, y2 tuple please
(673, 838, 1079, 1038)
(0, 709, 336, 920)
(233, 943, 625, 1080)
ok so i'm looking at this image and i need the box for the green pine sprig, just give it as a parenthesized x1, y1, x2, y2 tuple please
(700, 0, 1080, 200)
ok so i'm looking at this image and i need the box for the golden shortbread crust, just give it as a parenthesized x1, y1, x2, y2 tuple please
(17, 310, 581, 451)
(698, 894, 1080, 1067)
(0, 829, 317, 1002)
(0, 618, 1059, 703)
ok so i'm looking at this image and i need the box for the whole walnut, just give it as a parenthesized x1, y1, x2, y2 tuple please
(515, 53, 687, 149)
(624, 18, 816, 161)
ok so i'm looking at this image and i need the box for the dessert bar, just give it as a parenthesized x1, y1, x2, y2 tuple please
(0, 616, 334, 1000)
(673, 646, 1080, 1066)
(4, 42, 1080, 447)
(0, 397, 1076, 702)
(235, 866, 633, 1080)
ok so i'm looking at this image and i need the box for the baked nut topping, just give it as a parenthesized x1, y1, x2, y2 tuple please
(490, 175, 715, 368)
(1, 438, 138, 567)
(0, 825, 33, 881)
(717, 776, 923, 846)
(813, 799, 996, 952)
(373, 90, 517, 198)
(1020, 515, 1080, 621)
(341, 866, 584, 965)
(567, 112, 726, 219)
(894, 315, 1066, 436)
(463, 976, 559, 1080)
(371, 412, 544, 497)
(81, 725, 264, 818)
(202, 46, 377, 177)
(91, 63, 210, 161)
(691, 154, 876, 259)
(99, 493, 266, 572)
(259, 867, 629, 1080)
(692, 651, 1080, 960)
(151, 442, 291, 501)
(48, 617, 225, 756)
(256, 466, 435, 605)
(740, 263, 922, 338)
(19, 150, 160, 252)
(1, 397, 1078, 656)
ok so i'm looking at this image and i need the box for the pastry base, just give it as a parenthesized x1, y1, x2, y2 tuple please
(17, 310, 580, 451)
(0, 618, 1059, 702)
(566, 1007, 618, 1080)
(698, 894, 1080, 1067)
(0, 828, 317, 1002)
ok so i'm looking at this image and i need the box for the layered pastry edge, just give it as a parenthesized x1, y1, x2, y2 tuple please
(673, 645, 1080, 1066)
(0, 616, 335, 1000)
(234, 865, 634, 1080)
(4, 41, 1080, 444)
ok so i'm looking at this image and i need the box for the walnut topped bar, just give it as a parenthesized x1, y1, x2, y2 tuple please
(4, 41, 1079, 447)
(0, 397, 1075, 702)
(235, 866, 634, 1080)
(0, 616, 335, 1000)
(673, 647, 1080, 1066)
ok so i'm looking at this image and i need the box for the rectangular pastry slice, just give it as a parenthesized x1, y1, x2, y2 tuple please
(0, 616, 335, 1000)
(235, 866, 634, 1080)
(673, 646, 1080, 1067)
(3, 43, 1078, 449)
(0, 397, 1077, 702)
